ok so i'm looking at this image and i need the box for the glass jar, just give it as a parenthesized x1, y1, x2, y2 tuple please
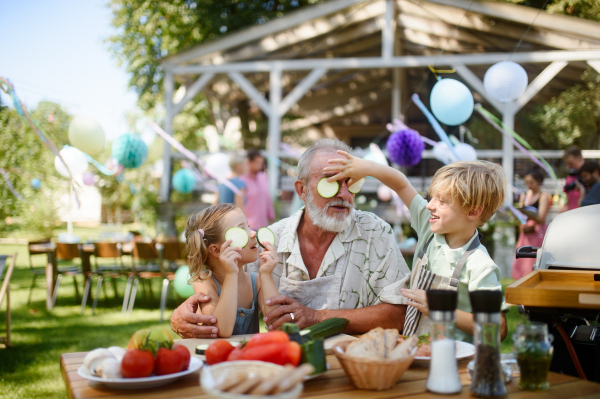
(470, 312, 507, 398)
(427, 310, 463, 394)
(513, 322, 553, 390)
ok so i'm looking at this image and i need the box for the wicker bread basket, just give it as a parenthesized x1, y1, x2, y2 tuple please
(200, 361, 303, 399)
(334, 341, 415, 391)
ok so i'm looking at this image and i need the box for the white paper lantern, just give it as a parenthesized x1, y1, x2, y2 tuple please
(68, 116, 105, 155)
(204, 152, 231, 181)
(454, 143, 477, 162)
(432, 142, 456, 165)
(484, 61, 528, 102)
(54, 147, 89, 177)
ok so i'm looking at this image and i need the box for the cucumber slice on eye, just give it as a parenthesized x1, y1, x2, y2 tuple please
(317, 178, 339, 198)
(348, 178, 365, 194)
(224, 227, 249, 248)
(257, 227, 276, 248)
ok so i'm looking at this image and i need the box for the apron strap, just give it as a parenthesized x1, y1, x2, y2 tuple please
(417, 236, 435, 260)
(449, 233, 481, 287)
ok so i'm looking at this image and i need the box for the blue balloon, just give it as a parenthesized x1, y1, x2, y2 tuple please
(430, 79, 474, 126)
(172, 169, 197, 194)
(31, 178, 41, 190)
(174, 266, 195, 298)
(111, 133, 148, 169)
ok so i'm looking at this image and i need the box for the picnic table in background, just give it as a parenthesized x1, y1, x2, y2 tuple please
(60, 337, 600, 399)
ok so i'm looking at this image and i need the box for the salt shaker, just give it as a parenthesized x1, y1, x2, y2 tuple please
(469, 290, 507, 398)
(426, 290, 462, 394)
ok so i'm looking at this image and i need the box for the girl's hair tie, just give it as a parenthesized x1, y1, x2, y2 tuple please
(198, 229, 205, 238)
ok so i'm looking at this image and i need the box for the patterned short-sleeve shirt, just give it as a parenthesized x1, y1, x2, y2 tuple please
(247, 207, 411, 309)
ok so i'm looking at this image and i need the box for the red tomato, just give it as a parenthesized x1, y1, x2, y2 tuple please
(121, 349, 154, 378)
(205, 340, 235, 365)
(286, 341, 301, 366)
(226, 346, 244, 362)
(241, 342, 289, 365)
(154, 347, 185, 376)
(244, 331, 289, 350)
(173, 345, 191, 371)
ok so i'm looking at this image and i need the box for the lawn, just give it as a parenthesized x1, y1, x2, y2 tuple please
(0, 226, 526, 398)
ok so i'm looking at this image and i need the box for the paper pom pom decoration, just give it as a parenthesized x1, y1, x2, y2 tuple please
(484, 61, 528, 102)
(54, 146, 89, 177)
(31, 178, 41, 190)
(386, 127, 425, 167)
(377, 185, 392, 202)
(82, 172, 95, 186)
(174, 266, 195, 298)
(204, 152, 231, 181)
(172, 168, 197, 194)
(430, 79, 474, 126)
(68, 116, 105, 155)
(111, 133, 148, 169)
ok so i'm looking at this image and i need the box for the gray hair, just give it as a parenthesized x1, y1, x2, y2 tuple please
(297, 139, 352, 182)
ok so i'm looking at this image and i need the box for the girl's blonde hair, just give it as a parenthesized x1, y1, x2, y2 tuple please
(185, 203, 236, 282)
(429, 161, 506, 226)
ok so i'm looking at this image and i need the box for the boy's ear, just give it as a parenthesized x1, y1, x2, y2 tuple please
(208, 244, 221, 258)
(467, 205, 484, 221)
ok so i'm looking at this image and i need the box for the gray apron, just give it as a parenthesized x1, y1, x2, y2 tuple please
(403, 234, 481, 337)
(277, 249, 351, 310)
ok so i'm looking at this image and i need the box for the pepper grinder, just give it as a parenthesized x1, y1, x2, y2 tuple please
(469, 290, 507, 398)
(426, 290, 462, 394)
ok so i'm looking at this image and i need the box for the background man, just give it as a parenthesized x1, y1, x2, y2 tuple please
(580, 161, 600, 207)
(561, 146, 586, 212)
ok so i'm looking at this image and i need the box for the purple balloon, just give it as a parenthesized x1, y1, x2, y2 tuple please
(82, 172, 95, 186)
(386, 128, 425, 167)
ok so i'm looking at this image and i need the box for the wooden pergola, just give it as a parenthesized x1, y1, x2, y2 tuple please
(159, 0, 600, 201)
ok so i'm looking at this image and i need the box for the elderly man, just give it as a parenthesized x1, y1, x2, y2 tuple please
(171, 139, 411, 338)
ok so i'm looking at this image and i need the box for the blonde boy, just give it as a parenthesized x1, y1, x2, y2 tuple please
(325, 153, 509, 340)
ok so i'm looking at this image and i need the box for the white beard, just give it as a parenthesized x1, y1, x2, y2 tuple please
(305, 188, 354, 233)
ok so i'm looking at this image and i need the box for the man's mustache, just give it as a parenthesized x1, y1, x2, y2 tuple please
(325, 199, 352, 210)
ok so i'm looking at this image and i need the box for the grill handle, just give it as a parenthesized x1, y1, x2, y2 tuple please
(516, 246, 540, 259)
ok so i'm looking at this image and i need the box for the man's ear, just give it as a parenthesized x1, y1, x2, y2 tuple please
(207, 244, 221, 258)
(467, 205, 483, 221)
(295, 179, 307, 201)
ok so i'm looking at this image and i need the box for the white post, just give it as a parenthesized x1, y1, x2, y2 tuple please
(268, 68, 282, 200)
(67, 184, 73, 237)
(382, 0, 395, 60)
(159, 71, 174, 202)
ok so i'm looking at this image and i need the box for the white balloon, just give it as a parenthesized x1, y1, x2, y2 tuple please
(484, 61, 528, 103)
(432, 142, 456, 165)
(68, 116, 105, 155)
(204, 152, 231, 181)
(377, 185, 392, 202)
(454, 143, 477, 162)
(54, 147, 89, 177)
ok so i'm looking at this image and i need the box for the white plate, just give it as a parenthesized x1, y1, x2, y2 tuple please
(412, 341, 475, 367)
(77, 357, 203, 389)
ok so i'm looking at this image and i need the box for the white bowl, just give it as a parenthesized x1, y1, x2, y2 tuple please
(200, 361, 303, 399)
(77, 357, 203, 389)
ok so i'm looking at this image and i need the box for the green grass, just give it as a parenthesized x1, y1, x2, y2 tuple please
(0, 242, 181, 398)
(0, 234, 526, 398)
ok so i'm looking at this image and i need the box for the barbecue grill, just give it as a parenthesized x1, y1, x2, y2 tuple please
(509, 204, 600, 382)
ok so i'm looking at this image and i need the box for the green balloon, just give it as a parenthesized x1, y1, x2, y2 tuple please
(174, 266, 195, 298)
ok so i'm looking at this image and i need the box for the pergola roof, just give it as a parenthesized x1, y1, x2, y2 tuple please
(162, 0, 600, 140)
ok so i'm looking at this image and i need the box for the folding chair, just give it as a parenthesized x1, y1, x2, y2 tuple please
(52, 243, 84, 309)
(123, 242, 160, 314)
(27, 238, 51, 304)
(0, 253, 17, 347)
(81, 243, 125, 315)
(155, 242, 185, 322)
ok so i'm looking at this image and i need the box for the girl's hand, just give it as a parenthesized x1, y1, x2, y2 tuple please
(259, 242, 278, 275)
(401, 288, 429, 316)
(324, 150, 370, 187)
(219, 239, 242, 274)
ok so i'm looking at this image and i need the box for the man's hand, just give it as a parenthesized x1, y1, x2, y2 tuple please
(264, 295, 321, 330)
(401, 288, 429, 316)
(170, 292, 219, 338)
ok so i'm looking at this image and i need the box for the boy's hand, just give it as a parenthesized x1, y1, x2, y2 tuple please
(258, 242, 278, 274)
(401, 288, 429, 316)
(219, 239, 242, 274)
(324, 150, 371, 187)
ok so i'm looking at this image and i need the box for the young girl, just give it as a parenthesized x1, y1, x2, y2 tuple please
(185, 203, 279, 337)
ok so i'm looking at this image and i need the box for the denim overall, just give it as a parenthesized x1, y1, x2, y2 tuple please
(211, 272, 260, 335)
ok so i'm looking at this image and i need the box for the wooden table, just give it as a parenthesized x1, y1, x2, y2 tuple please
(30, 242, 133, 310)
(60, 338, 600, 399)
